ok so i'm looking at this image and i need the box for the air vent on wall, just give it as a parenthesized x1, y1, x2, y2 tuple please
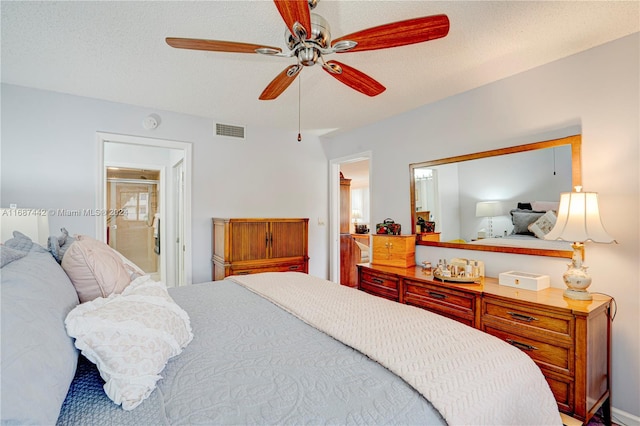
(215, 123, 245, 140)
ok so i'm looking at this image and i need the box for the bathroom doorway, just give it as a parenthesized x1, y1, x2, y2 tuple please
(107, 168, 160, 278)
(97, 132, 192, 286)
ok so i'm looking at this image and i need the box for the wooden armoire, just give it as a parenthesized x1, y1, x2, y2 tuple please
(211, 218, 309, 280)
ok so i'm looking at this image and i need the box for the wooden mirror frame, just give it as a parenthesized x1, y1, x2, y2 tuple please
(409, 134, 581, 258)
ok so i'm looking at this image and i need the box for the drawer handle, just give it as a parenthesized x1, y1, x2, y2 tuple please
(428, 291, 447, 300)
(288, 265, 300, 270)
(372, 278, 385, 284)
(507, 312, 538, 322)
(236, 271, 251, 275)
(506, 339, 538, 351)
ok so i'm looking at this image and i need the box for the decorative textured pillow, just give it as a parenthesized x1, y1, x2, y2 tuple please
(528, 210, 557, 239)
(1, 239, 80, 425)
(62, 236, 133, 303)
(76, 235, 146, 279)
(47, 227, 76, 263)
(65, 276, 193, 410)
(3, 230, 34, 252)
(0, 245, 28, 267)
(510, 209, 546, 235)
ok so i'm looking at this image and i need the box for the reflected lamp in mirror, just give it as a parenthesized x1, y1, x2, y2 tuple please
(0, 208, 50, 245)
(544, 187, 616, 300)
(475, 201, 505, 238)
(351, 209, 362, 225)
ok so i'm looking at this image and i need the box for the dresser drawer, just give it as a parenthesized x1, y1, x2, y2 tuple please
(482, 297, 574, 342)
(359, 269, 400, 301)
(231, 261, 307, 276)
(543, 369, 575, 414)
(483, 324, 574, 376)
(404, 279, 476, 326)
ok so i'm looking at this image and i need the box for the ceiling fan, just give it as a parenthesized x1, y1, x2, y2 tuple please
(166, 0, 449, 101)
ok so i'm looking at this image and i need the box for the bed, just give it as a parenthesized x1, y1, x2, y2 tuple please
(1, 230, 562, 426)
(468, 203, 571, 251)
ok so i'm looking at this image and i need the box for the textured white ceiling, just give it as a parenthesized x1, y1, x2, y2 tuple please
(2, 1, 638, 136)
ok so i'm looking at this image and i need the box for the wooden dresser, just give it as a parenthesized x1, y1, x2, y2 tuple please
(357, 263, 612, 424)
(212, 218, 309, 280)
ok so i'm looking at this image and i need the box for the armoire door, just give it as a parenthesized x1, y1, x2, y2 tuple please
(230, 221, 269, 262)
(270, 220, 307, 259)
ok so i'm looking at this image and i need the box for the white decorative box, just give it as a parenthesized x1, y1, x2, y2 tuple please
(498, 271, 550, 291)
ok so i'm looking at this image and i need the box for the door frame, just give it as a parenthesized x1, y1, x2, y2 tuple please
(328, 151, 372, 283)
(172, 159, 185, 286)
(96, 132, 193, 285)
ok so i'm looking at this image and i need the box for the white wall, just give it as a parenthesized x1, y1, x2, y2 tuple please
(1, 84, 329, 283)
(322, 33, 640, 420)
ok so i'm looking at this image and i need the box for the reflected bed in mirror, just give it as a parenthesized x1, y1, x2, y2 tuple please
(410, 134, 581, 258)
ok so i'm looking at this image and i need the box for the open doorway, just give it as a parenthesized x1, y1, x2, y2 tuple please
(107, 168, 160, 279)
(96, 132, 192, 286)
(329, 152, 372, 284)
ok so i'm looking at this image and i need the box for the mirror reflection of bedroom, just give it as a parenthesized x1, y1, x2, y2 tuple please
(339, 160, 370, 287)
(412, 136, 578, 255)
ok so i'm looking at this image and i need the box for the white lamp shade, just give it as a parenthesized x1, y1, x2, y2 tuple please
(544, 191, 615, 243)
(476, 201, 504, 217)
(0, 209, 50, 245)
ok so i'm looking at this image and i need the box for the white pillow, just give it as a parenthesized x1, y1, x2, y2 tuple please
(528, 210, 557, 239)
(65, 276, 193, 410)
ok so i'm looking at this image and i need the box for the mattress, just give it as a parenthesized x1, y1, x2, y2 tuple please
(57, 279, 444, 425)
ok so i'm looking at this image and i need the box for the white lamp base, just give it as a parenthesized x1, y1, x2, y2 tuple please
(563, 288, 593, 301)
(562, 242, 593, 301)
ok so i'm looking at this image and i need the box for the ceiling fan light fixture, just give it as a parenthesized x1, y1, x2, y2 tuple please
(298, 47, 319, 66)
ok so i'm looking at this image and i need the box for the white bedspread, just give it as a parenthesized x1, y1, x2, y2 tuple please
(230, 272, 561, 426)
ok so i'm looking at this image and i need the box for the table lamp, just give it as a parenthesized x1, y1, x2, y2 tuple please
(475, 201, 504, 238)
(544, 187, 616, 300)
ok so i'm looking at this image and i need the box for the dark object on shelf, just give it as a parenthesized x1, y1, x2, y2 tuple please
(376, 218, 401, 235)
(355, 224, 369, 234)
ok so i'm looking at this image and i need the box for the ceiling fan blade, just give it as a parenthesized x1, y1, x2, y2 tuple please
(259, 64, 302, 100)
(273, 0, 312, 39)
(332, 14, 449, 53)
(323, 60, 385, 97)
(166, 37, 282, 54)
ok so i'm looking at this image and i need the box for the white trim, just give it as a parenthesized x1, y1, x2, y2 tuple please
(96, 132, 193, 285)
(612, 406, 640, 426)
(328, 151, 373, 284)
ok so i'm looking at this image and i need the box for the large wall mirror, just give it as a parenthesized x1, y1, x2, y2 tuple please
(409, 134, 581, 258)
